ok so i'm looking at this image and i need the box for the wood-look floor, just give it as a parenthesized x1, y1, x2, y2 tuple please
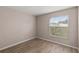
(0, 38, 78, 53)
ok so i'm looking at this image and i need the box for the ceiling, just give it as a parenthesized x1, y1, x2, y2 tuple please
(7, 6, 74, 16)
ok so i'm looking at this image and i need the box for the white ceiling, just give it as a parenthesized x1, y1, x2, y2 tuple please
(7, 6, 74, 16)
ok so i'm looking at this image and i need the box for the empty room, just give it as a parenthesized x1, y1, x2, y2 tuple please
(0, 6, 78, 53)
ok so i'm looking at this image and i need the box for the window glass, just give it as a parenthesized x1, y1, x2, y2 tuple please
(49, 16, 69, 39)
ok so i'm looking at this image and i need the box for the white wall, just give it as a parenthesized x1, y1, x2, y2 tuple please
(36, 7, 78, 48)
(0, 7, 36, 49)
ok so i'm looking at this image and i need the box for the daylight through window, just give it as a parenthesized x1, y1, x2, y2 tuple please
(49, 16, 69, 39)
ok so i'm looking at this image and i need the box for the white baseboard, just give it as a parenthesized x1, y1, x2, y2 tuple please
(0, 36, 78, 51)
(37, 37, 78, 50)
(0, 36, 35, 51)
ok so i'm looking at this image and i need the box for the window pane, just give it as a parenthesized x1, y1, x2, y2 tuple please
(49, 16, 69, 39)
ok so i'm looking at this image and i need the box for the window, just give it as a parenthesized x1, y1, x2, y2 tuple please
(49, 16, 69, 39)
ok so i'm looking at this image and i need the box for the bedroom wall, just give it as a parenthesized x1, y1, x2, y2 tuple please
(36, 7, 78, 48)
(0, 7, 36, 50)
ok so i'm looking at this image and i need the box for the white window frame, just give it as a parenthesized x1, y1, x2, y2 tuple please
(48, 15, 70, 39)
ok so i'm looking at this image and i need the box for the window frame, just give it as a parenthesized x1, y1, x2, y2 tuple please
(48, 15, 70, 39)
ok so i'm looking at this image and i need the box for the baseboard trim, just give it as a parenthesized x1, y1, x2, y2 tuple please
(0, 36, 35, 51)
(0, 36, 78, 51)
(37, 37, 78, 50)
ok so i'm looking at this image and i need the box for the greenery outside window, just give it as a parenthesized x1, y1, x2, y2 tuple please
(49, 16, 69, 39)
